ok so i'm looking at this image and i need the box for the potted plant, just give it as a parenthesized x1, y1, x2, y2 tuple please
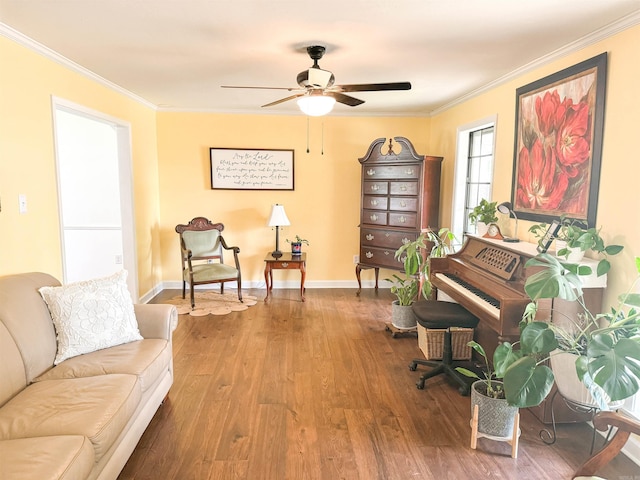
(286, 235, 309, 255)
(490, 253, 640, 411)
(468, 199, 498, 236)
(457, 342, 520, 439)
(385, 228, 456, 329)
(529, 216, 623, 275)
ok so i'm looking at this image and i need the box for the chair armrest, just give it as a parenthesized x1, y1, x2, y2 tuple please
(134, 303, 178, 340)
(219, 235, 240, 254)
(573, 410, 640, 478)
(593, 410, 640, 435)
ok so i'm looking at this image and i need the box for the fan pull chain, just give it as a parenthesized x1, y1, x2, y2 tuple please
(306, 117, 310, 153)
(321, 122, 325, 155)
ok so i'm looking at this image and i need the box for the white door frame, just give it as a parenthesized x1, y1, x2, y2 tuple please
(51, 96, 139, 300)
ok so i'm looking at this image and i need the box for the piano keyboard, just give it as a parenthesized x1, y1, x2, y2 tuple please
(435, 272, 501, 319)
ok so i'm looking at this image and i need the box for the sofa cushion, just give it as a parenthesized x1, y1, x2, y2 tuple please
(39, 270, 143, 365)
(0, 435, 94, 480)
(35, 338, 171, 392)
(0, 273, 60, 392)
(0, 374, 140, 462)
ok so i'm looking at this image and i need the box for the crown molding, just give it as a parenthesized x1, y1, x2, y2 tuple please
(0, 22, 156, 110)
(430, 10, 640, 116)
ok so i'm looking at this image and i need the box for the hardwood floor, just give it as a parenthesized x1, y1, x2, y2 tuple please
(119, 288, 639, 479)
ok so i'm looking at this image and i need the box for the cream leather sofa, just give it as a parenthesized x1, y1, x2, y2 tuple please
(0, 272, 178, 480)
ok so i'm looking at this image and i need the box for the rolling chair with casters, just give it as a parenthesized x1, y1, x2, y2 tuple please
(408, 300, 479, 395)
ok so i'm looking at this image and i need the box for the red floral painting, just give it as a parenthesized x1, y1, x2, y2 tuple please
(511, 53, 607, 227)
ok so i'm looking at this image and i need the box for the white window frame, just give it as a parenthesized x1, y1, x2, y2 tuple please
(451, 115, 498, 245)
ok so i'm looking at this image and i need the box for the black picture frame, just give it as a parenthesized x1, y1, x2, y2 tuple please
(510, 53, 607, 228)
(536, 220, 561, 254)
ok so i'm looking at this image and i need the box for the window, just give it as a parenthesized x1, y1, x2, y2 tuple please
(463, 126, 495, 234)
(451, 117, 496, 243)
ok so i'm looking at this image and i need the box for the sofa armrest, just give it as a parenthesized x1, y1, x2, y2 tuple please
(134, 304, 178, 340)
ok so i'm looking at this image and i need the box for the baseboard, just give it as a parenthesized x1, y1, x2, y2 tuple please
(140, 279, 386, 302)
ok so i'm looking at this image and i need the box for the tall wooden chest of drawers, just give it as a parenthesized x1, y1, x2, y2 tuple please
(356, 137, 442, 292)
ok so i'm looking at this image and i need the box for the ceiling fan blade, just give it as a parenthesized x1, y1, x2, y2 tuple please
(262, 93, 306, 108)
(221, 85, 301, 91)
(334, 82, 412, 92)
(326, 92, 364, 107)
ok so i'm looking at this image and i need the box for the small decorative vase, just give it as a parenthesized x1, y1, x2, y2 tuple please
(471, 380, 519, 438)
(555, 241, 585, 262)
(391, 300, 417, 330)
(291, 242, 302, 255)
(476, 222, 489, 236)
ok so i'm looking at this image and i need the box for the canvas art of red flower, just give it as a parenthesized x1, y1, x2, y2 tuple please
(515, 72, 597, 217)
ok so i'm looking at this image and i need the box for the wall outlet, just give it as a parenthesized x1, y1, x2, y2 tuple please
(353, 254, 359, 264)
(18, 194, 27, 214)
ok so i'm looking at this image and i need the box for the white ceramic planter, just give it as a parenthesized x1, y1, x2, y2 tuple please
(391, 300, 417, 330)
(476, 222, 489, 236)
(555, 240, 585, 262)
(550, 350, 623, 410)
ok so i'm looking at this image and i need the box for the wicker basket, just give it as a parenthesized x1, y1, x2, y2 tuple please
(418, 325, 474, 360)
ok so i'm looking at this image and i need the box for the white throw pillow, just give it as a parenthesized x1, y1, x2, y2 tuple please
(39, 270, 143, 365)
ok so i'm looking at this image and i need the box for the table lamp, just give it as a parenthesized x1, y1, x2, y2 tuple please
(267, 204, 290, 258)
(497, 201, 519, 243)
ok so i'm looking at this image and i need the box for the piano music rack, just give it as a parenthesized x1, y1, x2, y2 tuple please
(468, 246, 521, 281)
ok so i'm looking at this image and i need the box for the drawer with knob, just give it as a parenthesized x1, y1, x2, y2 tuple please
(359, 246, 405, 269)
(360, 228, 417, 249)
(389, 197, 418, 212)
(363, 195, 389, 211)
(363, 165, 420, 180)
(390, 181, 419, 196)
(388, 212, 418, 228)
(362, 210, 388, 226)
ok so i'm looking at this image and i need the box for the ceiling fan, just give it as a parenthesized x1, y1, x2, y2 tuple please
(221, 45, 411, 114)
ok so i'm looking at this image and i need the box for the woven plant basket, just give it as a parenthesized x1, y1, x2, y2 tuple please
(470, 380, 518, 438)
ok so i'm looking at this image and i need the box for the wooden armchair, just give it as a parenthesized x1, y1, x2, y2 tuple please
(573, 410, 640, 479)
(175, 217, 242, 308)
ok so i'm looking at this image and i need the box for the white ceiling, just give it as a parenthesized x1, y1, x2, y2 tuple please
(2, 0, 640, 116)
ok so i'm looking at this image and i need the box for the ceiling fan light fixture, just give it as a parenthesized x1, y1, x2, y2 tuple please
(297, 95, 336, 116)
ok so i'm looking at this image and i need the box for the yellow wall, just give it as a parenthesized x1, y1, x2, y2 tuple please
(157, 113, 431, 286)
(1, 22, 638, 307)
(0, 36, 162, 295)
(431, 24, 640, 308)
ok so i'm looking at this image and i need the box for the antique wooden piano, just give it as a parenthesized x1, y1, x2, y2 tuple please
(430, 234, 606, 423)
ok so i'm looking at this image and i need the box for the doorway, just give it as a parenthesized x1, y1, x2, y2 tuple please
(52, 98, 138, 300)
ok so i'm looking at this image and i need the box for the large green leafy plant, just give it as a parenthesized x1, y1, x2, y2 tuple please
(468, 199, 498, 225)
(529, 216, 623, 276)
(495, 254, 640, 409)
(386, 228, 456, 306)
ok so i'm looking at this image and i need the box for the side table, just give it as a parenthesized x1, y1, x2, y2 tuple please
(264, 252, 306, 302)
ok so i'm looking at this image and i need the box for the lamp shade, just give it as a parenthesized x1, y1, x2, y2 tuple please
(497, 201, 514, 215)
(267, 204, 290, 227)
(297, 95, 336, 117)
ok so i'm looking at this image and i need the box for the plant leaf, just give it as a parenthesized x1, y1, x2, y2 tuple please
(524, 254, 583, 301)
(619, 293, 640, 308)
(588, 337, 640, 401)
(520, 322, 558, 355)
(503, 356, 555, 407)
(494, 342, 521, 378)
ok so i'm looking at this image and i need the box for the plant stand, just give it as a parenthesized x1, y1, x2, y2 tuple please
(470, 404, 520, 458)
(384, 323, 418, 338)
